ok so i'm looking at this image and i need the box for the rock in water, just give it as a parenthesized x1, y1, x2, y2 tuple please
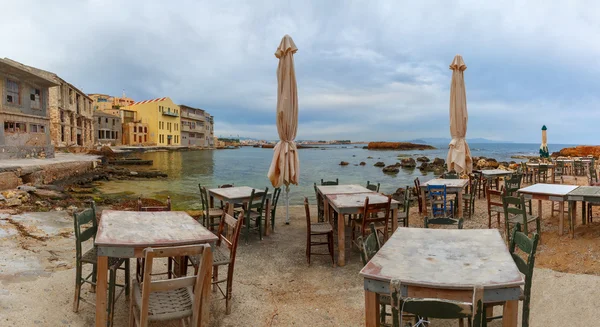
(359, 162, 366, 166)
(432, 158, 445, 166)
(400, 158, 416, 168)
(382, 166, 400, 174)
(374, 162, 385, 167)
(339, 161, 349, 166)
(416, 156, 430, 162)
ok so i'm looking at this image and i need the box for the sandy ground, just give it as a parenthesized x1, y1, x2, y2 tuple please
(1, 185, 599, 326)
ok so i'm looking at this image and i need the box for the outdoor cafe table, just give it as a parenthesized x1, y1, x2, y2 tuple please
(420, 178, 469, 218)
(94, 210, 218, 327)
(526, 163, 554, 181)
(475, 169, 514, 189)
(518, 183, 579, 236)
(208, 186, 272, 234)
(566, 186, 600, 238)
(360, 228, 523, 327)
(317, 185, 399, 267)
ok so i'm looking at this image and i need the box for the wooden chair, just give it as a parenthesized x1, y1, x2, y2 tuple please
(413, 177, 423, 213)
(486, 188, 504, 228)
(304, 197, 334, 266)
(313, 183, 325, 222)
(502, 194, 541, 242)
(243, 187, 268, 243)
(521, 162, 534, 184)
(218, 183, 243, 211)
(504, 173, 532, 215)
(191, 205, 244, 314)
(462, 174, 479, 219)
(574, 160, 584, 176)
(199, 184, 224, 230)
(73, 201, 129, 327)
(390, 280, 485, 327)
(472, 171, 486, 199)
(352, 196, 392, 246)
(536, 165, 548, 183)
(396, 186, 411, 228)
(426, 185, 454, 218)
(553, 161, 565, 183)
(269, 187, 282, 232)
(320, 178, 339, 186)
(366, 181, 380, 192)
(137, 196, 175, 282)
(588, 165, 600, 222)
(129, 244, 213, 327)
(485, 223, 539, 327)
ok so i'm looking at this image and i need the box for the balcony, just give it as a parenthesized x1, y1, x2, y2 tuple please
(182, 124, 205, 132)
(181, 111, 205, 121)
(162, 110, 179, 117)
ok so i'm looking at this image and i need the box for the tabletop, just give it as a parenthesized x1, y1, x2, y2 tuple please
(518, 183, 579, 197)
(526, 163, 554, 167)
(208, 186, 264, 200)
(475, 169, 514, 176)
(327, 192, 399, 209)
(360, 228, 523, 289)
(95, 210, 217, 248)
(317, 184, 372, 195)
(566, 186, 600, 198)
(422, 178, 469, 188)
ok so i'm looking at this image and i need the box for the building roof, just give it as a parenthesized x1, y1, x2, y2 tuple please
(3, 58, 92, 100)
(93, 110, 121, 119)
(0, 58, 58, 86)
(131, 97, 169, 106)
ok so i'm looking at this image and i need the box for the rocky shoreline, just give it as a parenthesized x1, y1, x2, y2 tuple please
(366, 142, 436, 150)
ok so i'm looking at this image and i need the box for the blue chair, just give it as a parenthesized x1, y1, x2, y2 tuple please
(427, 185, 454, 218)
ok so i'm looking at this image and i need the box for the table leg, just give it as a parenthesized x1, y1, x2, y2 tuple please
(582, 200, 587, 225)
(324, 197, 330, 222)
(227, 202, 234, 216)
(559, 201, 564, 236)
(502, 300, 518, 327)
(337, 208, 345, 267)
(421, 188, 427, 216)
(264, 198, 271, 236)
(537, 199, 542, 220)
(568, 201, 574, 239)
(95, 256, 108, 327)
(391, 208, 398, 233)
(365, 290, 380, 327)
(457, 191, 463, 218)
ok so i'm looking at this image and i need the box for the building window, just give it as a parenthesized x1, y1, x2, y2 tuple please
(30, 88, 41, 109)
(144, 135, 147, 142)
(134, 134, 137, 142)
(69, 89, 73, 104)
(112, 119, 115, 126)
(6, 79, 20, 105)
(98, 130, 102, 139)
(134, 126, 137, 133)
(115, 131, 118, 140)
(105, 118, 108, 123)
(144, 127, 147, 133)
(98, 117, 101, 124)
(30, 124, 46, 133)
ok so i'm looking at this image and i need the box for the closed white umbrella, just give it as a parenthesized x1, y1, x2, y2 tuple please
(267, 35, 300, 224)
(446, 54, 473, 174)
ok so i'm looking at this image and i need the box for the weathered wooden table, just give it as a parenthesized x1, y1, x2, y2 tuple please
(94, 210, 218, 327)
(518, 183, 579, 236)
(526, 163, 555, 182)
(316, 184, 373, 222)
(359, 228, 523, 327)
(566, 186, 600, 237)
(420, 178, 469, 218)
(325, 191, 399, 267)
(475, 169, 514, 189)
(208, 186, 272, 234)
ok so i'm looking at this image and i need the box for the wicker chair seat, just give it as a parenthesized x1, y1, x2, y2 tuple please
(506, 213, 539, 224)
(489, 205, 504, 214)
(191, 245, 230, 267)
(132, 281, 193, 321)
(205, 208, 224, 217)
(81, 248, 123, 268)
(310, 222, 333, 234)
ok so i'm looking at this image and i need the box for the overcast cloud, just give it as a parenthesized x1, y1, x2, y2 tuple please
(3, 0, 600, 143)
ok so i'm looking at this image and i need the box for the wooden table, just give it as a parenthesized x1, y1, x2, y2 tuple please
(566, 186, 600, 237)
(94, 210, 218, 327)
(420, 178, 469, 218)
(518, 183, 579, 235)
(316, 184, 372, 222)
(359, 228, 523, 327)
(526, 163, 554, 181)
(318, 185, 399, 267)
(475, 169, 514, 189)
(208, 186, 272, 235)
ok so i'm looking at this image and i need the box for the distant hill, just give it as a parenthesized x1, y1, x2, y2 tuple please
(407, 138, 510, 144)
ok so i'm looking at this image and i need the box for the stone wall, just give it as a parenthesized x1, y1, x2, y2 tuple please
(0, 145, 54, 160)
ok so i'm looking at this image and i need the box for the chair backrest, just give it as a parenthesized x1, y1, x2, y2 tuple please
(509, 223, 539, 325)
(216, 204, 244, 265)
(502, 194, 530, 236)
(504, 174, 522, 195)
(427, 184, 448, 217)
(271, 187, 282, 216)
(199, 184, 210, 213)
(590, 165, 598, 184)
(574, 161, 583, 169)
(538, 164, 548, 173)
(402, 186, 411, 214)
(73, 201, 97, 261)
(247, 187, 269, 213)
(486, 188, 504, 209)
(320, 178, 339, 186)
(139, 244, 213, 327)
(360, 196, 392, 237)
(390, 279, 484, 327)
(138, 196, 171, 211)
(467, 174, 480, 196)
(366, 181, 380, 192)
(358, 223, 381, 265)
(413, 177, 421, 193)
(304, 197, 312, 234)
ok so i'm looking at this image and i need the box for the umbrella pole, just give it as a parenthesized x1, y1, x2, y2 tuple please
(285, 184, 290, 225)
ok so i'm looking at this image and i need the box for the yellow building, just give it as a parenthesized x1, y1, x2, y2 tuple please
(89, 93, 135, 114)
(124, 97, 180, 146)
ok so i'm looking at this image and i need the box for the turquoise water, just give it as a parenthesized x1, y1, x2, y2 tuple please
(97, 143, 574, 208)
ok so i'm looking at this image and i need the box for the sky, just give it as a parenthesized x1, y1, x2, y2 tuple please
(2, 0, 600, 144)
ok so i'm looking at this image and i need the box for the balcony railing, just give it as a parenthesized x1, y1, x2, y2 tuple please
(162, 111, 179, 117)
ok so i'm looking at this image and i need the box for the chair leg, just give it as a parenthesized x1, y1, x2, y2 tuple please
(124, 259, 130, 299)
(108, 268, 117, 327)
(258, 215, 263, 241)
(213, 266, 219, 292)
(307, 235, 311, 265)
(73, 262, 82, 313)
(328, 232, 335, 266)
(380, 302, 387, 325)
(168, 257, 173, 279)
(226, 265, 234, 315)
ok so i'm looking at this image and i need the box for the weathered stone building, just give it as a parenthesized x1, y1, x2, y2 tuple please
(93, 110, 122, 146)
(180, 105, 214, 148)
(0, 58, 58, 159)
(3, 59, 95, 148)
(89, 93, 134, 113)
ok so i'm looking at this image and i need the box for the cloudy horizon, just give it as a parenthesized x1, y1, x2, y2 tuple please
(3, 1, 599, 144)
